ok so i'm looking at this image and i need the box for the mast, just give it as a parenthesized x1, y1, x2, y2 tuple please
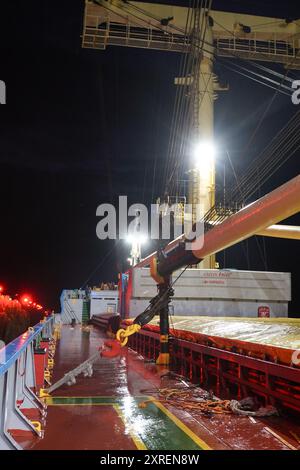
(189, 9, 216, 268)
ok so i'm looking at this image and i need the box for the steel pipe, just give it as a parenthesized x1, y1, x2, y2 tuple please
(192, 174, 300, 259)
(135, 175, 300, 274)
(257, 224, 300, 240)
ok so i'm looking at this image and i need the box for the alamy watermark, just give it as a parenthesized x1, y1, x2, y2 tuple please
(0, 80, 6, 104)
(292, 80, 300, 105)
(96, 196, 205, 250)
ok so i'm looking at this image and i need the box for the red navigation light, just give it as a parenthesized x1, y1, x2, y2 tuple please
(21, 294, 32, 306)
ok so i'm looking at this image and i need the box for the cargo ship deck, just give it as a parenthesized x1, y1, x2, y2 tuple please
(15, 324, 300, 451)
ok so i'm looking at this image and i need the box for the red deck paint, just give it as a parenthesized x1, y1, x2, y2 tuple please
(17, 325, 300, 451)
(24, 406, 137, 450)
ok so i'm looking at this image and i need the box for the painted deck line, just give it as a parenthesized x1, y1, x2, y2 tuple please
(113, 405, 148, 450)
(45, 396, 124, 405)
(148, 397, 211, 451)
(44, 396, 210, 450)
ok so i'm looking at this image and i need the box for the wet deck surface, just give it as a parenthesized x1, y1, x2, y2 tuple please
(19, 325, 300, 450)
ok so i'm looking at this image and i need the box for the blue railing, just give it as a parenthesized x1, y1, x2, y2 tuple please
(0, 318, 53, 376)
(0, 316, 55, 450)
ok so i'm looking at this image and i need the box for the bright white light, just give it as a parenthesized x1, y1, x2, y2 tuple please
(193, 141, 216, 171)
(126, 233, 148, 245)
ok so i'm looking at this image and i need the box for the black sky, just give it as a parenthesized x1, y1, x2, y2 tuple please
(0, 0, 300, 314)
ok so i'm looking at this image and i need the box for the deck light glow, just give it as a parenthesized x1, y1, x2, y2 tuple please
(126, 234, 148, 244)
(193, 141, 216, 171)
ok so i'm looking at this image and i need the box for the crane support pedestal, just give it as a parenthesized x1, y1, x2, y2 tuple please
(156, 277, 173, 366)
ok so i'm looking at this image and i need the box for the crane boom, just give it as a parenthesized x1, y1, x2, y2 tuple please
(83, 0, 300, 68)
(115, 175, 300, 364)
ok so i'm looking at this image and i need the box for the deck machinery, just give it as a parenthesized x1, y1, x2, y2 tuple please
(90, 174, 300, 417)
(82, 1, 300, 415)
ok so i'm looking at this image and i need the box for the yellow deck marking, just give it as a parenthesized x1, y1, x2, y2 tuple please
(148, 397, 211, 450)
(113, 404, 147, 450)
(44, 402, 110, 406)
(44, 395, 148, 399)
(44, 396, 147, 405)
(44, 395, 211, 450)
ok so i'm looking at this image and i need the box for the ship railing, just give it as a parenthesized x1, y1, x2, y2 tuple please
(82, 19, 189, 52)
(82, 13, 300, 69)
(215, 35, 300, 68)
(0, 316, 55, 450)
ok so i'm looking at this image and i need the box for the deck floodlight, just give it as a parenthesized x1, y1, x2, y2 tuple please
(193, 141, 216, 172)
(126, 233, 148, 245)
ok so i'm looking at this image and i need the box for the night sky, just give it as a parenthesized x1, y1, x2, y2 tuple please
(1, 0, 300, 314)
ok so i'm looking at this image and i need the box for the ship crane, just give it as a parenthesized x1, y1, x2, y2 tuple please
(113, 174, 300, 364)
(82, 0, 300, 269)
(81, 1, 300, 364)
(44, 170, 300, 387)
